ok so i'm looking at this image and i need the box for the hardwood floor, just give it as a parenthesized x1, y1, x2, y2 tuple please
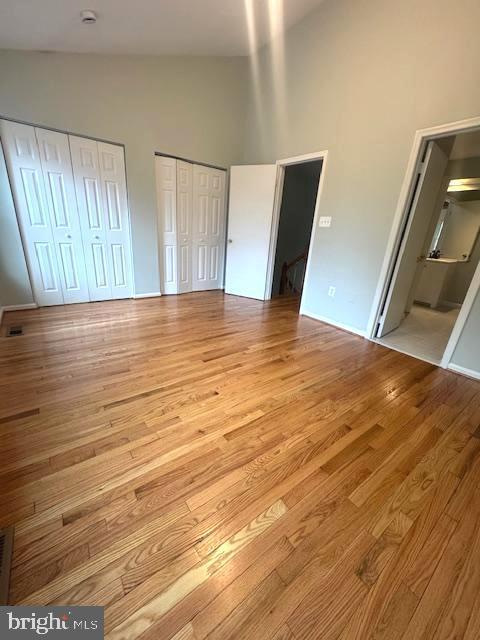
(1, 291, 479, 639)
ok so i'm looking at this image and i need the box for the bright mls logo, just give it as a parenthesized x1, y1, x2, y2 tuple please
(0, 606, 104, 638)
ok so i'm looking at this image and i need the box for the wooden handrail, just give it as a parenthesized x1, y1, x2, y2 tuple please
(279, 248, 308, 295)
(285, 249, 308, 270)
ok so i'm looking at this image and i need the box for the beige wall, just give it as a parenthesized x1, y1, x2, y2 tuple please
(439, 166, 480, 327)
(0, 140, 34, 307)
(452, 289, 480, 373)
(242, 0, 480, 372)
(441, 201, 480, 262)
(444, 241, 480, 306)
(0, 50, 248, 298)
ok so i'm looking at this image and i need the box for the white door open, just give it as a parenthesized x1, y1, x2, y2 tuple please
(224, 164, 278, 300)
(377, 141, 450, 337)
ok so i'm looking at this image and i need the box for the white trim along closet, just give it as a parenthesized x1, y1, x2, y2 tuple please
(155, 155, 227, 294)
(0, 119, 133, 306)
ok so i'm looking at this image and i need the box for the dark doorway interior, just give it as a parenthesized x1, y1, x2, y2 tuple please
(272, 160, 322, 297)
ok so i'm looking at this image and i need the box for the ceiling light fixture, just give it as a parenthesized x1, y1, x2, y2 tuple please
(448, 177, 480, 192)
(80, 10, 97, 24)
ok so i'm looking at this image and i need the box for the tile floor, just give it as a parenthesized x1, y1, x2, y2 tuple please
(376, 303, 460, 365)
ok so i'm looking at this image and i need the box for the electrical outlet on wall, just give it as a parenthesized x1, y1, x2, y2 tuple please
(319, 216, 332, 227)
(328, 286, 336, 298)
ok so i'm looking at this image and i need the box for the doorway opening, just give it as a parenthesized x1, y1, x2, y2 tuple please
(270, 160, 322, 300)
(370, 124, 480, 368)
(224, 151, 327, 307)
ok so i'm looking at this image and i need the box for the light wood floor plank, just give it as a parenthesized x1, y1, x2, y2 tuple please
(1, 292, 479, 640)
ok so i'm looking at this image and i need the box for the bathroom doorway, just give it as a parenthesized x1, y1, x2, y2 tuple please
(371, 127, 480, 366)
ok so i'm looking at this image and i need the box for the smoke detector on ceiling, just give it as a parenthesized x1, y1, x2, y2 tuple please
(80, 10, 97, 24)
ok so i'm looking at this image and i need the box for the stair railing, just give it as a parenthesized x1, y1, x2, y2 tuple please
(279, 248, 308, 295)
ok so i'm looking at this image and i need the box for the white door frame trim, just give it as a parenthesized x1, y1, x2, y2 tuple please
(264, 150, 329, 307)
(366, 115, 480, 370)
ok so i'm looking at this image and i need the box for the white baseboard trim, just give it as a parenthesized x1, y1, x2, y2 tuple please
(441, 300, 462, 309)
(447, 363, 480, 381)
(2, 303, 38, 311)
(300, 308, 367, 338)
(133, 292, 162, 299)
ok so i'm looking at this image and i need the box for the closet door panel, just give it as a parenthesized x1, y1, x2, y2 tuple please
(21, 169, 47, 227)
(155, 156, 178, 294)
(176, 160, 193, 293)
(34, 242, 59, 293)
(84, 177, 103, 231)
(197, 244, 208, 283)
(70, 135, 113, 301)
(209, 169, 226, 288)
(58, 242, 80, 290)
(98, 142, 133, 298)
(164, 245, 176, 287)
(192, 165, 209, 291)
(178, 244, 189, 286)
(195, 167, 209, 242)
(210, 245, 220, 280)
(111, 243, 127, 287)
(192, 165, 226, 291)
(35, 128, 90, 303)
(92, 243, 109, 288)
(0, 120, 64, 306)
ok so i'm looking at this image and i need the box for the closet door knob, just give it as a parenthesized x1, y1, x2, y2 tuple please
(66, 234, 72, 239)
(228, 239, 233, 243)
(94, 235, 100, 240)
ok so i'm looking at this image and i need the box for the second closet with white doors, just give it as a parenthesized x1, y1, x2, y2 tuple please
(0, 119, 133, 306)
(155, 155, 227, 295)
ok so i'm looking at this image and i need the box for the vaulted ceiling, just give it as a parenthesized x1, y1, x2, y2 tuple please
(0, 0, 326, 56)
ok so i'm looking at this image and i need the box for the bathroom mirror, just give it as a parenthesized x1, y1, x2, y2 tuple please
(429, 197, 480, 261)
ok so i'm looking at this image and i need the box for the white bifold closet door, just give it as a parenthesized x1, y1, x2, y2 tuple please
(70, 136, 133, 301)
(155, 156, 178, 294)
(1, 119, 133, 306)
(192, 165, 226, 291)
(0, 120, 89, 305)
(176, 161, 194, 293)
(36, 128, 90, 304)
(156, 156, 226, 295)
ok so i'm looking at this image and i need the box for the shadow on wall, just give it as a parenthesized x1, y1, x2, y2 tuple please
(444, 217, 480, 305)
(272, 160, 322, 297)
(0, 140, 34, 307)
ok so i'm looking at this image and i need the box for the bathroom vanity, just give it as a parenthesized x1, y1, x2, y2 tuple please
(414, 258, 457, 308)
